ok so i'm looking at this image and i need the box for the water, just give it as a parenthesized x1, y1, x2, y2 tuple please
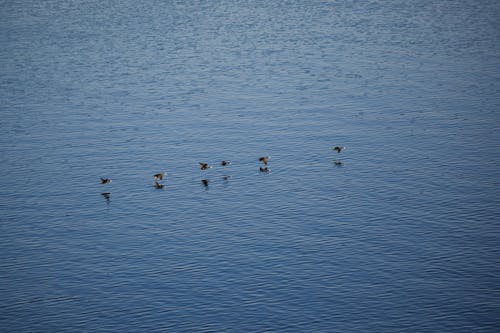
(1, 0, 500, 331)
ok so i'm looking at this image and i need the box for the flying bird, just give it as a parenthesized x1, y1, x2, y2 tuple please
(100, 178, 111, 184)
(221, 160, 231, 166)
(258, 156, 269, 165)
(333, 146, 346, 153)
(199, 163, 212, 170)
(153, 173, 166, 181)
(201, 179, 209, 187)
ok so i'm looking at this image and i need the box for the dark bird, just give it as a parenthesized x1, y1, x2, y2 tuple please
(201, 179, 209, 187)
(199, 162, 212, 170)
(101, 192, 111, 201)
(259, 156, 269, 165)
(221, 160, 231, 166)
(333, 146, 346, 153)
(100, 178, 111, 184)
(259, 166, 271, 173)
(154, 181, 164, 189)
(334, 160, 344, 166)
(153, 173, 166, 181)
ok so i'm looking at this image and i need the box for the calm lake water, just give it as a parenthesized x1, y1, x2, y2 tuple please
(1, 0, 500, 332)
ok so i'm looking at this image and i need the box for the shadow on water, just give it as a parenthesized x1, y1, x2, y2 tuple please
(101, 192, 111, 203)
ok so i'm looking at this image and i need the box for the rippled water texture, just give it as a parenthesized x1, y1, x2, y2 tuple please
(1, 0, 500, 332)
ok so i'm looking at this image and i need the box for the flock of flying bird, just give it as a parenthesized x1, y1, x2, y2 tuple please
(99, 146, 346, 200)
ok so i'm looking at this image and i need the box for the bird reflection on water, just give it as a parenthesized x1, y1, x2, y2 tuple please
(101, 192, 111, 203)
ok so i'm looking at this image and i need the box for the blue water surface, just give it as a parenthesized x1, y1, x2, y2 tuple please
(1, 0, 500, 332)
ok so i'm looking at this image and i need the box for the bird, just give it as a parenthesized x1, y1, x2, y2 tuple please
(333, 146, 345, 153)
(334, 160, 344, 166)
(153, 173, 166, 181)
(259, 166, 271, 173)
(199, 162, 212, 170)
(258, 156, 269, 165)
(154, 181, 164, 189)
(201, 179, 209, 187)
(100, 178, 111, 184)
(221, 160, 231, 166)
